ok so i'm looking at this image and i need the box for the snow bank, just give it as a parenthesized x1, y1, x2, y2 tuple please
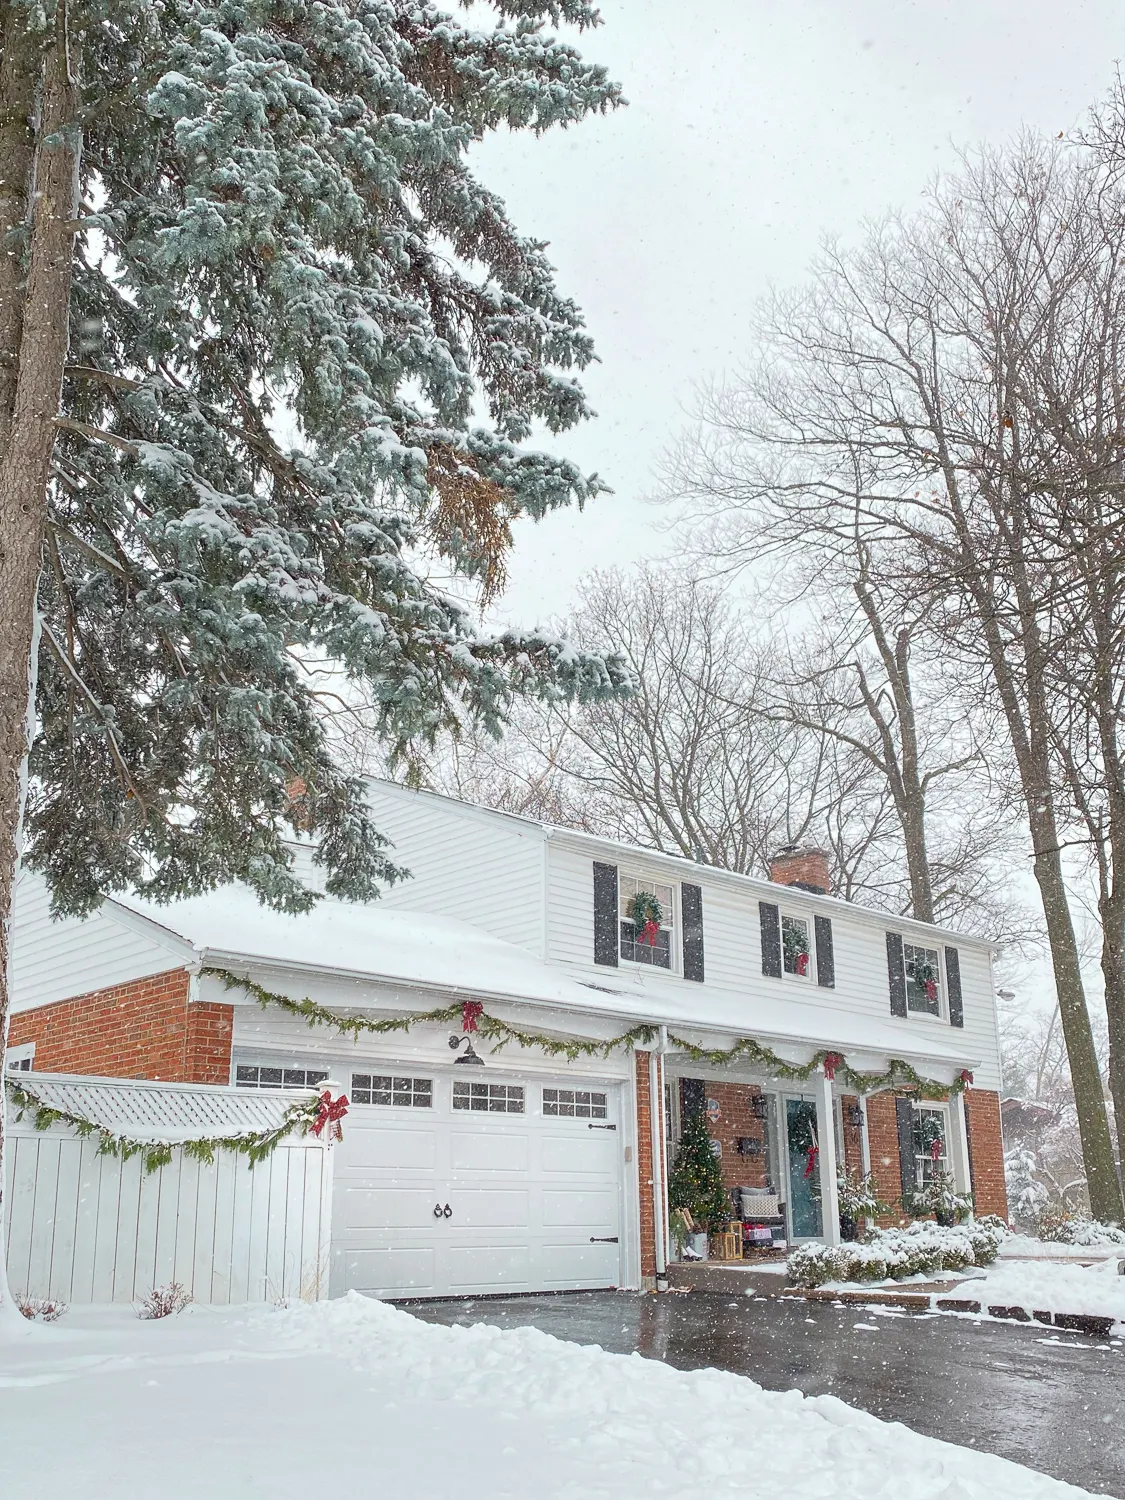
(974, 1259, 1125, 1326)
(0, 1294, 1103, 1500)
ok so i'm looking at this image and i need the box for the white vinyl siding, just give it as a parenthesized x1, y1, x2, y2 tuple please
(356, 782, 547, 953)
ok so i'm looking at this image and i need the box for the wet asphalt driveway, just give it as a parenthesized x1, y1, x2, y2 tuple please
(409, 1290, 1125, 1496)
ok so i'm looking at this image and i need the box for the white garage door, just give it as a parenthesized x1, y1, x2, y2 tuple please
(331, 1070, 623, 1299)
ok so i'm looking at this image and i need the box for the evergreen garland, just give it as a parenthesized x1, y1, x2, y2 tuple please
(4, 1078, 326, 1173)
(204, 966, 976, 1093)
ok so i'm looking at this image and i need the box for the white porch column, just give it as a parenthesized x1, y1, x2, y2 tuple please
(816, 1069, 841, 1246)
(950, 1091, 973, 1197)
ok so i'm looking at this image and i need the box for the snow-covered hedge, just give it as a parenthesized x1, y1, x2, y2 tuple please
(1034, 1209, 1125, 1246)
(786, 1217, 1009, 1288)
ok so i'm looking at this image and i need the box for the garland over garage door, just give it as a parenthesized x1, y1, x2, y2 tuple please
(331, 1071, 623, 1299)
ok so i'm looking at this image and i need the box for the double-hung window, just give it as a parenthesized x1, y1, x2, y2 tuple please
(911, 1104, 951, 1186)
(619, 873, 674, 970)
(781, 913, 812, 979)
(904, 942, 942, 1016)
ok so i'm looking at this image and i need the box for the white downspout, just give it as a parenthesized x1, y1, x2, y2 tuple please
(816, 1067, 841, 1247)
(649, 1031, 668, 1288)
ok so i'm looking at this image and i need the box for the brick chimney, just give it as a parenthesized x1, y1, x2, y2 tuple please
(769, 844, 831, 897)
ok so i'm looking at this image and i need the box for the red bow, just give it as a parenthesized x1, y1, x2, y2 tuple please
(312, 1091, 349, 1140)
(822, 1051, 844, 1081)
(462, 1000, 484, 1033)
(925, 979, 937, 1002)
(641, 919, 660, 946)
(959, 1069, 974, 1088)
(930, 1136, 944, 1162)
(804, 1145, 819, 1179)
(796, 952, 809, 976)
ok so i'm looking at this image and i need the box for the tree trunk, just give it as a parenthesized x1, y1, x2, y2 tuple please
(0, 14, 79, 1321)
(0, 3, 39, 461)
(1098, 891, 1125, 1185)
(1031, 832, 1123, 1221)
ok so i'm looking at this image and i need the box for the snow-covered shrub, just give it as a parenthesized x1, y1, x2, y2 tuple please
(16, 1295, 66, 1322)
(836, 1170, 888, 1221)
(786, 1218, 1008, 1287)
(1004, 1145, 1049, 1226)
(902, 1170, 974, 1226)
(1034, 1208, 1125, 1246)
(137, 1283, 192, 1319)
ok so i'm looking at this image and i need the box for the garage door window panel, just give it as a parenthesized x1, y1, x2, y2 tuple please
(453, 1081, 525, 1113)
(351, 1074, 433, 1107)
(543, 1088, 608, 1119)
(236, 1064, 329, 1090)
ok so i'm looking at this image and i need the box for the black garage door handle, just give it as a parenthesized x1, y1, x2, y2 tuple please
(443, 1203, 452, 1218)
(590, 1236, 619, 1243)
(433, 1203, 443, 1218)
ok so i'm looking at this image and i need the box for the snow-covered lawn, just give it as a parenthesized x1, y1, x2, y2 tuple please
(0, 1293, 1109, 1499)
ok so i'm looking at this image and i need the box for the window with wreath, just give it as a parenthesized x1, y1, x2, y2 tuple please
(904, 943, 941, 1015)
(911, 1105, 950, 1186)
(782, 914, 812, 978)
(619, 873, 674, 969)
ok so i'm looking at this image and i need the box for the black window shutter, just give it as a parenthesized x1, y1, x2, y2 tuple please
(593, 862, 619, 967)
(681, 1077, 705, 1118)
(759, 901, 782, 977)
(814, 915, 834, 988)
(945, 946, 964, 1028)
(895, 1097, 917, 1201)
(886, 932, 907, 1017)
(681, 883, 705, 982)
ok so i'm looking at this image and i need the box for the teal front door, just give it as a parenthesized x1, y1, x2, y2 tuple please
(784, 1096, 823, 1240)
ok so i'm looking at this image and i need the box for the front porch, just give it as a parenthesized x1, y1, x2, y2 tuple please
(643, 1039, 983, 1281)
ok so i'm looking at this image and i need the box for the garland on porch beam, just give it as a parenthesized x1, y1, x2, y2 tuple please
(4, 1078, 327, 1174)
(205, 967, 659, 1061)
(204, 967, 973, 1097)
(665, 1035, 974, 1100)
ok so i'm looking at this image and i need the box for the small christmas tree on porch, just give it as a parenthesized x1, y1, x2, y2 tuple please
(669, 1109, 731, 1233)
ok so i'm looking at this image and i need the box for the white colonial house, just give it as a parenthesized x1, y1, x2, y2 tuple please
(4, 780, 1007, 1303)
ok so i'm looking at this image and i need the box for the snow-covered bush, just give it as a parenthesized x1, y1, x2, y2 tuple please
(902, 1170, 974, 1226)
(16, 1295, 66, 1322)
(786, 1218, 1008, 1288)
(137, 1283, 192, 1319)
(1004, 1145, 1049, 1226)
(1034, 1208, 1125, 1246)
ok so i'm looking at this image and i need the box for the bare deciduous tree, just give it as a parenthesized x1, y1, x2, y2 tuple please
(659, 134, 1124, 1218)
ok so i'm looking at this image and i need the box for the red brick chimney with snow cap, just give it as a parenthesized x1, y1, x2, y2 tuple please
(769, 845, 831, 897)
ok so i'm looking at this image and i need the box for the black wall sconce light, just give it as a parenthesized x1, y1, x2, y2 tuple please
(750, 1094, 769, 1120)
(449, 1034, 485, 1065)
(844, 1103, 864, 1128)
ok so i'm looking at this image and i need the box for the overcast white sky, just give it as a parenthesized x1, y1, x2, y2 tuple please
(471, 0, 1122, 626)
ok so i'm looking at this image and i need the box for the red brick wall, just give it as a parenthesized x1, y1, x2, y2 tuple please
(865, 1092, 907, 1225)
(698, 1081, 768, 1192)
(840, 1094, 864, 1175)
(635, 1051, 657, 1281)
(9, 969, 233, 1084)
(964, 1088, 1008, 1219)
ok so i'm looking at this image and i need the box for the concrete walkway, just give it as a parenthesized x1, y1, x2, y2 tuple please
(410, 1290, 1125, 1497)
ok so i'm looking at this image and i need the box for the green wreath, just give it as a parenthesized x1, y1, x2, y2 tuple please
(627, 890, 663, 930)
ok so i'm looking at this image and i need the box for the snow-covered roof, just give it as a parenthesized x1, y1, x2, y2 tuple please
(8, 1072, 316, 1143)
(111, 886, 977, 1072)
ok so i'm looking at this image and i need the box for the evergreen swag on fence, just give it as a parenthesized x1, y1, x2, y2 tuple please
(205, 968, 977, 1097)
(3, 1078, 330, 1174)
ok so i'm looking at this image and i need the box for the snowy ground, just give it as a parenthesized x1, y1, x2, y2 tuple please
(0, 1294, 1111, 1499)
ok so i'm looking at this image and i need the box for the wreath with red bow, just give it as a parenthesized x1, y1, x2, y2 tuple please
(628, 891, 663, 946)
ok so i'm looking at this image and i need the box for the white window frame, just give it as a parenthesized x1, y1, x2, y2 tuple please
(617, 871, 677, 973)
(234, 1061, 330, 1091)
(903, 941, 944, 1019)
(911, 1102, 952, 1188)
(780, 909, 814, 982)
(350, 1073, 433, 1108)
(5, 1041, 34, 1072)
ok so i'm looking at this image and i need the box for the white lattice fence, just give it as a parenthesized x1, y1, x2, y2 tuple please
(4, 1075, 331, 1305)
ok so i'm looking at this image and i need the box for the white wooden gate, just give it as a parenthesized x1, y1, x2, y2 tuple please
(3, 1074, 331, 1305)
